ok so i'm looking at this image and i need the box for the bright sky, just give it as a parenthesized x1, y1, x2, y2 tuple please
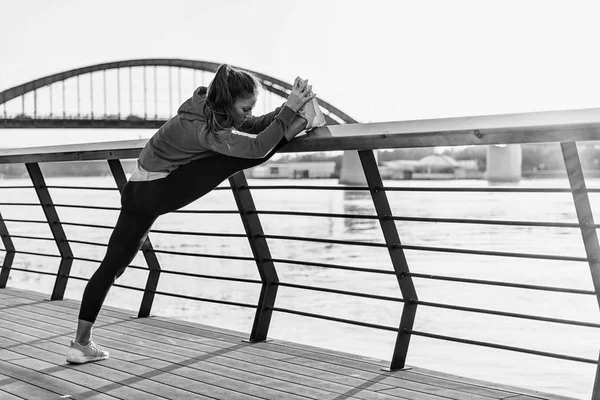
(1, 0, 599, 146)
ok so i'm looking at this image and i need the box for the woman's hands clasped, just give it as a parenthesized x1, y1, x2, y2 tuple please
(285, 77, 316, 112)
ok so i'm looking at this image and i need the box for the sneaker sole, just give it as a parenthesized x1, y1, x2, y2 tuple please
(66, 354, 109, 364)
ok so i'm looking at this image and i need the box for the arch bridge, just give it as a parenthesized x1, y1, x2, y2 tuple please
(0, 58, 356, 129)
(0, 59, 533, 182)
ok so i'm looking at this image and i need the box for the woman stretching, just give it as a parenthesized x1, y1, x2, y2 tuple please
(66, 64, 316, 363)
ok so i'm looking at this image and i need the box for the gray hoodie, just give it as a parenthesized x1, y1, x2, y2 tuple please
(137, 86, 297, 173)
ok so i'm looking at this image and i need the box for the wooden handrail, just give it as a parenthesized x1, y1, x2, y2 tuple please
(1, 107, 599, 164)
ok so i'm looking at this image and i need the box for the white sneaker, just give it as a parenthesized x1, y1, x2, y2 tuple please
(66, 340, 109, 364)
(300, 98, 326, 131)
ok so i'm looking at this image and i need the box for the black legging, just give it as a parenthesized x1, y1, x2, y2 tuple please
(78, 138, 288, 322)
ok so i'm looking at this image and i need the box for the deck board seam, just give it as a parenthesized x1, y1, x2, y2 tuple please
(0, 326, 407, 400)
(0, 288, 579, 400)
(0, 374, 30, 400)
(0, 302, 512, 400)
(0, 344, 186, 400)
(0, 358, 124, 400)
(0, 333, 258, 400)
(0, 314, 398, 400)
(0, 290, 556, 395)
(0, 331, 283, 400)
(0, 294, 522, 399)
(0, 301, 460, 396)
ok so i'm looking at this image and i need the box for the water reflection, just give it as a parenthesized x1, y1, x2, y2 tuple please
(342, 190, 378, 233)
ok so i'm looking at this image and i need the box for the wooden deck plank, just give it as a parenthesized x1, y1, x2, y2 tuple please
(0, 300, 374, 400)
(91, 316, 497, 400)
(0, 297, 440, 400)
(0, 290, 560, 400)
(99, 311, 570, 400)
(0, 305, 405, 400)
(0, 372, 52, 400)
(0, 359, 120, 400)
(109, 319, 501, 400)
(0, 315, 269, 400)
(133, 317, 570, 400)
(0, 288, 578, 400)
(0, 308, 248, 400)
(99, 316, 520, 399)
(0, 333, 175, 400)
(0, 297, 469, 400)
(403, 369, 575, 400)
(0, 391, 23, 400)
(0, 310, 300, 398)
(0, 290, 563, 400)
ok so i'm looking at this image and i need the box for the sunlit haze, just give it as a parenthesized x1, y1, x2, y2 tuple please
(1, 0, 599, 147)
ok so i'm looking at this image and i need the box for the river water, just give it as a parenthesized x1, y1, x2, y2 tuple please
(1, 176, 598, 399)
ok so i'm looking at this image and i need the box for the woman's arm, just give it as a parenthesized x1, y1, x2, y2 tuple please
(284, 115, 308, 141)
(238, 104, 285, 134)
(239, 77, 314, 134)
(202, 106, 297, 159)
(201, 77, 314, 159)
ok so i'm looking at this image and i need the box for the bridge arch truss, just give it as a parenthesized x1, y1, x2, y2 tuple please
(0, 59, 356, 129)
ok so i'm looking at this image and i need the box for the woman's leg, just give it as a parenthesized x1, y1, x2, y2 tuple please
(73, 210, 156, 348)
(78, 210, 157, 325)
(68, 208, 156, 363)
(69, 136, 287, 362)
(128, 137, 289, 216)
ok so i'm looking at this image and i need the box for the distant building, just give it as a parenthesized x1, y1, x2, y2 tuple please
(379, 160, 419, 180)
(381, 155, 481, 180)
(247, 161, 336, 179)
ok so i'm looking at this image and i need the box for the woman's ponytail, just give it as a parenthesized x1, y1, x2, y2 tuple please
(207, 64, 234, 113)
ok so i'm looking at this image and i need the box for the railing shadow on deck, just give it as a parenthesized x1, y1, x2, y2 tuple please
(0, 107, 599, 399)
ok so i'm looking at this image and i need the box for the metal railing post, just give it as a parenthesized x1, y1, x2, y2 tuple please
(229, 171, 278, 342)
(358, 150, 418, 370)
(560, 142, 600, 398)
(0, 210, 15, 288)
(26, 162, 73, 300)
(107, 159, 161, 318)
(595, 363, 600, 400)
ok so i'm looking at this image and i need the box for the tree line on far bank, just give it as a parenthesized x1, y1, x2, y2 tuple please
(279, 142, 600, 176)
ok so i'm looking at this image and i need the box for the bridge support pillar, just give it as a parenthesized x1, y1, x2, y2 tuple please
(339, 150, 378, 185)
(486, 144, 522, 182)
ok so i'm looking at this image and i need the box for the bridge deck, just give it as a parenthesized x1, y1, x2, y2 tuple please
(0, 288, 571, 400)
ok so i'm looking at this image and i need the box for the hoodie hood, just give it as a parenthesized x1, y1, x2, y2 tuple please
(177, 86, 208, 121)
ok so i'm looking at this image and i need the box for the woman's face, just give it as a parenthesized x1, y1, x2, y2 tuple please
(233, 94, 257, 127)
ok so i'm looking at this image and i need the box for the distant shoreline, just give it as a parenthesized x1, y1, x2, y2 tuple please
(1, 168, 599, 180)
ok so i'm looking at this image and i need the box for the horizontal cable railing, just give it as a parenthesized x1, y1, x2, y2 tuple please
(4, 234, 55, 241)
(257, 208, 594, 228)
(255, 209, 379, 220)
(151, 249, 255, 262)
(260, 234, 386, 248)
(405, 272, 596, 295)
(246, 184, 600, 193)
(12, 250, 61, 258)
(268, 306, 400, 332)
(397, 243, 590, 262)
(61, 221, 114, 230)
(150, 289, 257, 309)
(0, 108, 599, 397)
(45, 185, 118, 191)
(406, 329, 597, 364)
(389, 215, 600, 229)
(0, 218, 48, 224)
(276, 281, 405, 303)
(68, 257, 261, 285)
